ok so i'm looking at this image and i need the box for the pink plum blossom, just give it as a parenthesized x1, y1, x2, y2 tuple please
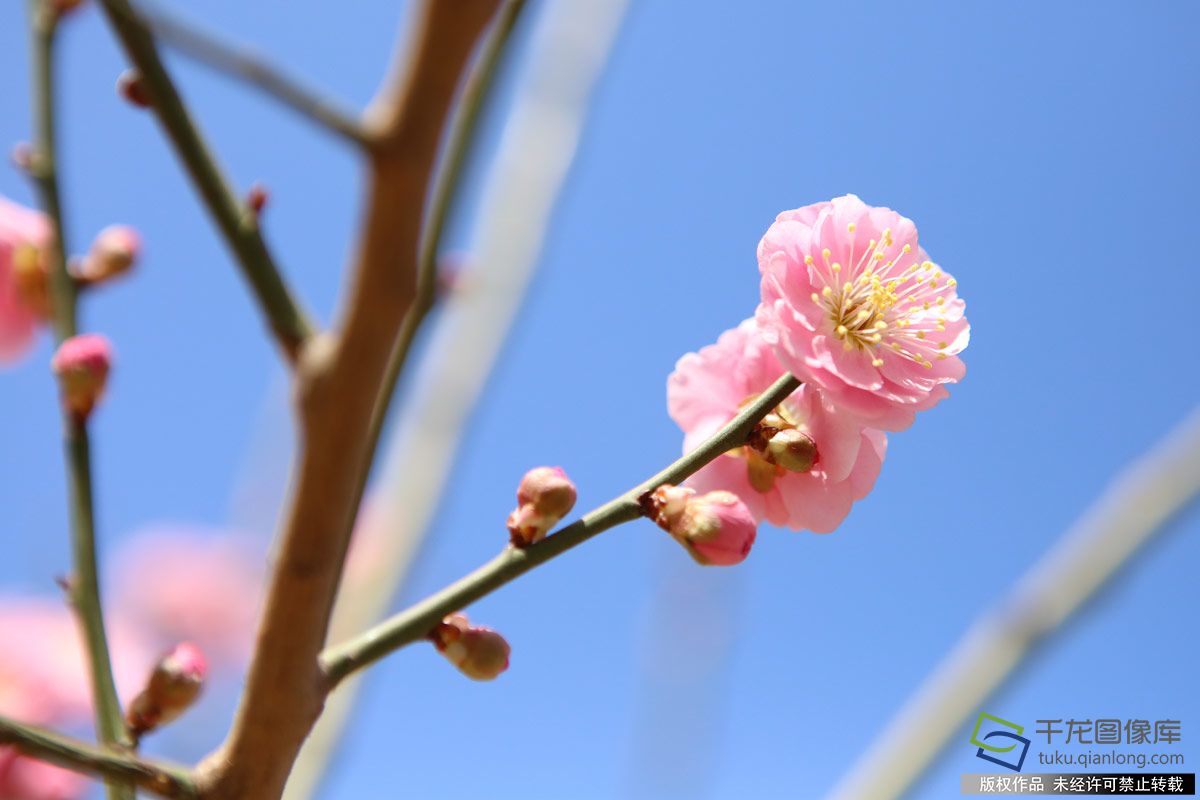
(0, 599, 150, 721)
(111, 527, 264, 663)
(668, 319, 886, 533)
(756, 194, 968, 431)
(0, 748, 85, 800)
(0, 600, 152, 800)
(0, 195, 53, 365)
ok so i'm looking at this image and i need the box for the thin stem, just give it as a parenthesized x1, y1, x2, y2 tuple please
(350, 0, 527, 572)
(27, 5, 135, 799)
(417, 0, 526, 299)
(135, 2, 369, 148)
(386, 0, 525, 367)
(63, 419, 130, 749)
(28, 5, 74, 341)
(320, 372, 801, 685)
(0, 715, 196, 799)
(96, 0, 314, 362)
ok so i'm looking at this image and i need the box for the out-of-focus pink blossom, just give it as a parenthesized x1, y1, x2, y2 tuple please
(668, 319, 886, 533)
(112, 527, 264, 662)
(0, 598, 151, 800)
(0, 747, 85, 800)
(756, 194, 968, 431)
(0, 195, 53, 365)
(0, 599, 150, 721)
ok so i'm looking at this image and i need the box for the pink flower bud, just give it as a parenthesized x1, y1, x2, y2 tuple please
(766, 428, 818, 473)
(78, 225, 140, 283)
(645, 485, 757, 566)
(506, 466, 577, 546)
(9, 142, 36, 174)
(116, 70, 152, 108)
(246, 183, 270, 216)
(431, 613, 510, 681)
(50, 334, 112, 417)
(125, 642, 207, 738)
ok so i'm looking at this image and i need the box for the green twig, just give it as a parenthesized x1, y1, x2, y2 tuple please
(0, 715, 196, 799)
(96, 0, 314, 361)
(320, 372, 802, 685)
(27, 5, 135, 799)
(135, 1, 369, 148)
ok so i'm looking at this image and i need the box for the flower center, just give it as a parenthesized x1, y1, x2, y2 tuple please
(806, 223, 957, 370)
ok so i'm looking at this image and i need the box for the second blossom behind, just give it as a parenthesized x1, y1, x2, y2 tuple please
(668, 319, 886, 533)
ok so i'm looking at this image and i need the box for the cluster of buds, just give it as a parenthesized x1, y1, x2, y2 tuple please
(642, 484, 757, 566)
(50, 334, 112, 418)
(429, 613, 510, 681)
(125, 642, 207, 740)
(740, 407, 819, 492)
(506, 466, 577, 546)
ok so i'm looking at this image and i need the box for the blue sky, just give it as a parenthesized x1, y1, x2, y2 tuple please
(1, 1, 1199, 798)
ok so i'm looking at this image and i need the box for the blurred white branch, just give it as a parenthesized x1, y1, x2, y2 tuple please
(828, 406, 1200, 800)
(284, 1, 629, 796)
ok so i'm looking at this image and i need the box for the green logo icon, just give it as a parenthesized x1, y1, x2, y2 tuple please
(970, 711, 1031, 772)
(970, 712, 1025, 753)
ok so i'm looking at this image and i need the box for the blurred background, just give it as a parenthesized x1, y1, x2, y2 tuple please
(1, 1, 1198, 798)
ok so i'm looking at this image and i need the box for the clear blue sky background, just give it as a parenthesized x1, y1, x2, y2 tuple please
(2, 2, 1199, 798)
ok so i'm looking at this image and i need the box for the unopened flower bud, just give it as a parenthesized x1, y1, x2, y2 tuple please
(10, 142, 36, 174)
(78, 225, 140, 283)
(644, 485, 757, 566)
(506, 466, 577, 546)
(430, 613, 510, 681)
(767, 428, 817, 473)
(51, 334, 112, 417)
(125, 642, 207, 738)
(246, 183, 269, 216)
(117, 70, 152, 108)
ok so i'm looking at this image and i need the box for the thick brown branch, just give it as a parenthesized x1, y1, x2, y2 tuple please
(194, 2, 501, 797)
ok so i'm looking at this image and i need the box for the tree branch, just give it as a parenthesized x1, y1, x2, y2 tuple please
(193, 2, 502, 797)
(135, 2, 369, 148)
(827, 406, 1200, 800)
(27, 5, 133, 799)
(96, 0, 314, 363)
(320, 373, 802, 685)
(0, 715, 195, 799)
(365, 0, 526, 451)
